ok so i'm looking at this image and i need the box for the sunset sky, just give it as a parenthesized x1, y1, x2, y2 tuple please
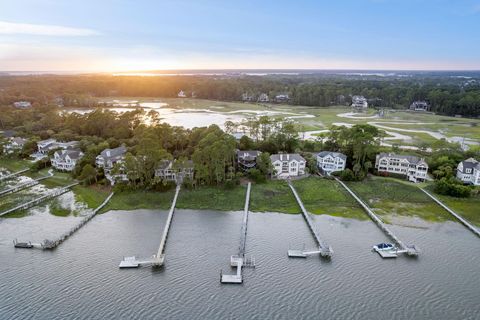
(1, 0, 479, 72)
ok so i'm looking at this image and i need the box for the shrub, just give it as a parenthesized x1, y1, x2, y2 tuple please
(434, 177, 472, 198)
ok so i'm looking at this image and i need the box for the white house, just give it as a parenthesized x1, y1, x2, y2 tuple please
(375, 152, 428, 183)
(351, 95, 368, 109)
(270, 153, 306, 178)
(316, 151, 347, 175)
(456, 158, 480, 186)
(50, 149, 84, 172)
(96, 145, 128, 184)
(155, 159, 194, 182)
(257, 93, 269, 103)
(409, 101, 429, 111)
(13, 101, 32, 109)
(3, 137, 27, 154)
(178, 90, 186, 98)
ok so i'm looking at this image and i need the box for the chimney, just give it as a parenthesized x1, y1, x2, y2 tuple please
(287, 154, 290, 160)
(107, 150, 111, 157)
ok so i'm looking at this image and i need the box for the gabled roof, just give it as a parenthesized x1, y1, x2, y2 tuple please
(458, 158, 480, 173)
(377, 152, 426, 165)
(99, 145, 127, 161)
(317, 151, 347, 160)
(270, 153, 305, 163)
(54, 149, 83, 161)
(237, 150, 261, 160)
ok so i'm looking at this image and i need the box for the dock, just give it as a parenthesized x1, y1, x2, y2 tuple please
(420, 188, 480, 238)
(119, 186, 181, 269)
(0, 168, 29, 182)
(334, 178, 419, 258)
(0, 183, 79, 217)
(0, 172, 53, 197)
(287, 181, 333, 258)
(221, 182, 255, 284)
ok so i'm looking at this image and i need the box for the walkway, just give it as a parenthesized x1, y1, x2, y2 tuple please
(335, 178, 419, 256)
(0, 171, 53, 197)
(0, 169, 29, 182)
(287, 181, 333, 258)
(420, 188, 480, 238)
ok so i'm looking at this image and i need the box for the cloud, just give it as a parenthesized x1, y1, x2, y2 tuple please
(0, 21, 99, 36)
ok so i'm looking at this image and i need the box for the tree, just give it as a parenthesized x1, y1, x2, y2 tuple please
(79, 164, 97, 185)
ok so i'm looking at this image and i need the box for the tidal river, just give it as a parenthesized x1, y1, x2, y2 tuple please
(0, 209, 479, 319)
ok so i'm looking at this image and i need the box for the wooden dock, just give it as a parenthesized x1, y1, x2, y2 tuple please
(221, 182, 255, 284)
(420, 188, 480, 238)
(0, 174, 52, 197)
(0, 183, 79, 217)
(287, 181, 333, 258)
(334, 178, 419, 257)
(119, 186, 181, 269)
(0, 169, 29, 182)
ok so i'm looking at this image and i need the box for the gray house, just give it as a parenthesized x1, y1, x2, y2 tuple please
(96, 145, 128, 185)
(237, 150, 261, 171)
(316, 151, 347, 175)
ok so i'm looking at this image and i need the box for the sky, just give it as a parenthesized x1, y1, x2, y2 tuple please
(0, 0, 479, 72)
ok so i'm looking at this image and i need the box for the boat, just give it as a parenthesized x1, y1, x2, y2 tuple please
(373, 243, 395, 251)
(13, 240, 34, 249)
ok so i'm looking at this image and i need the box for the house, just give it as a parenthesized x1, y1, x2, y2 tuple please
(270, 153, 306, 178)
(351, 95, 368, 109)
(50, 149, 84, 172)
(13, 101, 32, 109)
(316, 151, 347, 175)
(410, 101, 429, 111)
(375, 152, 428, 183)
(274, 94, 290, 103)
(3, 137, 27, 154)
(155, 160, 194, 182)
(96, 145, 128, 184)
(178, 90, 186, 98)
(242, 93, 255, 102)
(257, 93, 269, 103)
(37, 139, 79, 155)
(456, 158, 480, 186)
(237, 150, 261, 171)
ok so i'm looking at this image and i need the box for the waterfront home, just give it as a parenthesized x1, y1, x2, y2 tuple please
(242, 93, 255, 102)
(375, 152, 428, 183)
(237, 150, 261, 171)
(409, 101, 429, 111)
(257, 93, 269, 103)
(3, 137, 27, 154)
(274, 94, 290, 103)
(270, 153, 306, 178)
(96, 145, 128, 185)
(351, 95, 368, 109)
(178, 90, 186, 98)
(13, 101, 32, 109)
(155, 159, 194, 182)
(37, 139, 79, 155)
(50, 149, 84, 172)
(316, 151, 347, 175)
(456, 158, 480, 186)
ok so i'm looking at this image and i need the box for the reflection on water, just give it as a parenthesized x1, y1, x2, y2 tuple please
(1, 209, 479, 320)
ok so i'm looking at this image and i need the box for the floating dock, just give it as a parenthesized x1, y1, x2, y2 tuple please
(0, 183, 79, 217)
(334, 178, 419, 258)
(0, 168, 29, 182)
(13, 192, 114, 250)
(221, 182, 255, 284)
(287, 181, 333, 258)
(119, 186, 181, 269)
(420, 188, 480, 238)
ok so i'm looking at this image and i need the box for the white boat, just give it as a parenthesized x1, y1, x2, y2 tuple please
(373, 243, 396, 251)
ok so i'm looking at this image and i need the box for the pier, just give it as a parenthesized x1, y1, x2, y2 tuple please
(420, 188, 480, 238)
(0, 169, 29, 182)
(119, 186, 181, 268)
(0, 172, 53, 197)
(221, 182, 255, 284)
(0, 183, 79, 217)
(287, 181, 333, 258)
(335, 178, 419, 258)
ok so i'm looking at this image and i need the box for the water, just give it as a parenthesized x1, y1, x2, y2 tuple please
(1, 208, 479, 319)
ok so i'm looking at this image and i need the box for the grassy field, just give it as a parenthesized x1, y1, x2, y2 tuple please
(176, 185, 247, 211)
(72, 185, 111, 209)
(100, 190, 175, 212)
(39, 171, 76, 188)
(250, 180, 298, 214)
(345, 176, 453, 223)
(0, 158, 30, 172)
(425, 185, 480, 226)
(291, 177, 366, 220)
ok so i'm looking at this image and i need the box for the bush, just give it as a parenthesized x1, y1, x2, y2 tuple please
(338, 169, 356, 181)
(248, 168, 266, 183)
(434, 177, 472, 198)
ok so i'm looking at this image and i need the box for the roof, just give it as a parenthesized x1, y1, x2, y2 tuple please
(377, 152, 426, 165)
(270, 153, 305, 163)
(10, 137, 27, 145)
(99, 145, 127, 161)
(237, 150, 261, 159)
(317, 151, 347, 160)
(54, 149, 83, 161)
(458, 158, 480, 173)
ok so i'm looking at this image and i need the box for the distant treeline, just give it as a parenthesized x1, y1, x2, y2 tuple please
(0, 74, 479, 117)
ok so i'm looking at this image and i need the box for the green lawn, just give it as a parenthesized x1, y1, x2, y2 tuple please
(0, 158, 30, 172)
(425, 185, 480, 226)
(291, 177, 366, 220)
(72, 185, 111, 209)
(345, 176, 453, 223)
(176, 185, 247, 211)
(250, 180, 298, 214)
(100, 190, 176, 212)
(39, 171, 76, 188)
